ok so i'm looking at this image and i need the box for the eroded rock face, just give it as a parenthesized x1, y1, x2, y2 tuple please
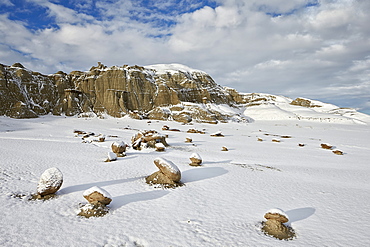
(0, 63, 247, 123)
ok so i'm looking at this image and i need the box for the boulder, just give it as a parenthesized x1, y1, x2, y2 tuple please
(146, 157, 182, 188)
(111, 141, 128, 154)
(36, 167, 63, 197)
(261, 208, 295, 240)
(83, 186, 112, 206)
(131, 130, 168, 150)
(189, 153, 202, 166)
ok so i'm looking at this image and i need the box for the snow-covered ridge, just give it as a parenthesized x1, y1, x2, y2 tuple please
(144, 63, 207, 75)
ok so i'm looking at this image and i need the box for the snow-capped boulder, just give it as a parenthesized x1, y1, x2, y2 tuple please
(83, 186, 112, 206)
(146, 157, 182, 188)
(111, 141, 128, 155)
(261, 208, 295, 240)
(106, 151, 117, 162)
(189, 153, 202, 166)
(36, 167, 63, 197)
(155, 143, 166, 152)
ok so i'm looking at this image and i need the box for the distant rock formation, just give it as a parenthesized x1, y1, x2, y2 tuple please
(1, 62, 369, 124)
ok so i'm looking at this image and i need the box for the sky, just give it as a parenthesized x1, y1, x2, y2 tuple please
(1, 0, 370, 114)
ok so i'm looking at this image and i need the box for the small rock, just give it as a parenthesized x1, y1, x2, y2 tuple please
(321, 143, 333, 149)
(298, 143, 305, 147)
(185, 137, 193, 143)
(332, 150, 344, 155)
(257, 138, 263, 142)
(106, 151, 117, 162)
(210, 131, 224, 137)
(221, 146, 228, 151)
(111, 141, 128, 154)
(155, 143, 166, 152)
(189, 153, 202, 166)
(83, 186, 112, 206)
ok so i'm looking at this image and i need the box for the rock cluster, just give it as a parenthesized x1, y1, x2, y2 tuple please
(78, 186, 112, 218)
(131, 130, 168, 150)
(35, 167, 63, 200)
(146, 157, 182, 188)
(261, 208, 295, 240)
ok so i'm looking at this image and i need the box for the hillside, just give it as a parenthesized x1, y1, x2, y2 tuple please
(1, 62, 369, 125)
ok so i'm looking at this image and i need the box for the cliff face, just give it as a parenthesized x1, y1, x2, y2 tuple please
(0, 63, 241, 123)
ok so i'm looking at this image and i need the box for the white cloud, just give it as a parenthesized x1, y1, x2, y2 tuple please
(1, 0, 370, 113)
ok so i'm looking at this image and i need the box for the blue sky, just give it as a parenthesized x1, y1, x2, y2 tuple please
(1, 0, 370, 114)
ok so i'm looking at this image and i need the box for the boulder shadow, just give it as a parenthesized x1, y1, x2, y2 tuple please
(181, 167, 228, 183)
(111, 190, 170, 210)
(58, 177, 143, 195)
(285, 207, 316, 223)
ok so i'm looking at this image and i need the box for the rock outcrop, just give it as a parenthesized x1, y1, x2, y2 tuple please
(0, 62, 241, 122)
(1, 62, 368, 124)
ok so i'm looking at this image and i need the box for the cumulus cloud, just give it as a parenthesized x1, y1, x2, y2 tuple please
(0, 0, 370, 113)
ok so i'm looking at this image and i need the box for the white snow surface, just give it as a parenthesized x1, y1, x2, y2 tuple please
(36, 167, 63, 195)
(83, 186, 112, 199)
(1, 114, 370, 246)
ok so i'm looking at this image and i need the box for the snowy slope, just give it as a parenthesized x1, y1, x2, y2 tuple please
(0, 114, 370, 246)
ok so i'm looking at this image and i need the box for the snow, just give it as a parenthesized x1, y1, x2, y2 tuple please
(1, 114, 370, 246)
(83, 186, 112, 199)
(112, 141, 127, 147)
(190, 152, 201, 160)
(144, 63, 206, 75)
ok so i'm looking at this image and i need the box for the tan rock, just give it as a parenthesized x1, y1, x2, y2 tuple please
(153, 157, 181, 182)
(189, 153, 202, 166)
(83, 186, 112, 205)
(36, 167, 63, 196)
(262, 209, 295, 240)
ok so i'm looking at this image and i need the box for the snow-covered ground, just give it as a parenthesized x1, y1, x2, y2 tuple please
(1, 114, 370, 246)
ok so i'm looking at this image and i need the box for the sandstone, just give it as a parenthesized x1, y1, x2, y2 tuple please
(36, 167, 63, 197)
(131, 130, 168, 150)
(189, 153, 202, 166)
(261, 209, 295, 240)
(111, 141, 128, 154)
(153, 157, 181, 182)
(83, 186, 112, 205)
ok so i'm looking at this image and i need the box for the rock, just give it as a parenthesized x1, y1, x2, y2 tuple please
(106, 152, 117, 162)
(298, 143, 305, 147)
(291, 98, 322, 108)
(221, 146, 228, 151)
(187, 128, 205, 134)
(111, 141, 128, 154)
(78, 202, 109, 218)
(189, 153, 202, 166)
(261, 208, 295, 240)
(83, 186, 112, 205)
(98, 134, 105, 142)
(257, 138, 263, 142)
(146, 158, 182, 188)
(131, 130, 168, 150)
(185, 137, 193, 143)
(332, 150, 344, 155)
(321, 143, 333, 149)
(154, 158, 181, 182)
(155, 143, 166, 152)
(36, 167, 63, 197)
(210, 131, 224, 137)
